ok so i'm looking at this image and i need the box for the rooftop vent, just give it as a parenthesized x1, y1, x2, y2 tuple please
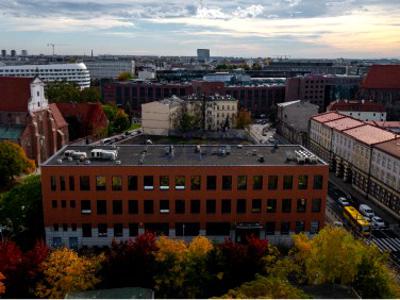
(115, 160, 122, 165)
(237, 144, 243, 149)
(84, 160, 91, 165)
(57, 158, 63, 164)
(258, 155, 265, 163)
(90, 149, 118, 161)
(64, 150, 87, 161)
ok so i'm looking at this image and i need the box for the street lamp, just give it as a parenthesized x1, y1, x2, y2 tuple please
(182, 223, 185, 238)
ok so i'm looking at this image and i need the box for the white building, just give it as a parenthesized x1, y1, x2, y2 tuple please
(138, 70, 156, 80)
(84, 60, 135, 80)
(0, 63, 90, 89)
(327, 100, 386, 122)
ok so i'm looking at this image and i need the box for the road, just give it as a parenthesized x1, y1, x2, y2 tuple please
(249, 122, 280, 144)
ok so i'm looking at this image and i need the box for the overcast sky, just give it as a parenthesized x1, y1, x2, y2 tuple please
(0, 0, 399, 58)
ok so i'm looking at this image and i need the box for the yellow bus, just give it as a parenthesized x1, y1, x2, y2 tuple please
(343, 206, 371, 236)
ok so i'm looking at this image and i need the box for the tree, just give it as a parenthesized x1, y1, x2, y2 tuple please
(113, 109, 131, 133)
(117, 71, 133, 81)
(179, 112, 197, 132)
(45, 82, 81, 103)
(236, 109, 251, 129)
(0, 272, 5, 295)
(0, 240, 23, 297)
(35, 248, 104, 299)
(0, 141, 35, 188)
(80, 87, 100, 102)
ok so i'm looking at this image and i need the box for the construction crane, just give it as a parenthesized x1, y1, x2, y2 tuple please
(47, 43, 56, 56)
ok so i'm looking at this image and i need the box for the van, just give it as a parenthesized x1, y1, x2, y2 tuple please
(359, 204, 375, 218)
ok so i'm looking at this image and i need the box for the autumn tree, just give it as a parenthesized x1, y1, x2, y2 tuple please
(102, 104, 131, 135)
(236, 108, 251, 129)
(0, 272, 5, 295)
(0, 141, 35, 188)
(45, 82, 100, 103)
(117, 71, 133, 81)
(35, 248, 104, 299)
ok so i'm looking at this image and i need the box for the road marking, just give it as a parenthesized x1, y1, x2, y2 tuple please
(372, 239, 390, 251)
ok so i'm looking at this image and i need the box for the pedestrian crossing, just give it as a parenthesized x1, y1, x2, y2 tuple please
(369, 237, 400, 253)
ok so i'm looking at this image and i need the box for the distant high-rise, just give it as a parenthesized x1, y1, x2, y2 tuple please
(197, 49, 210, 63)
(1, 50, 6, 57)
(10, 49, 16, 57)
(21, 50, 28, 56)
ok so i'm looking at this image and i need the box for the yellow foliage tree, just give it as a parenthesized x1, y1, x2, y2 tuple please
(35, 248, 104, 299)
(0, 272, 5, 295)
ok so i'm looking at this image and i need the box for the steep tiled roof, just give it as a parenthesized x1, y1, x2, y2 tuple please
(324, 117, 364, 132)
(0, 77, 33, 112)
(311, 112, 346, 123)
(362, 65, 400, 89)
(48, 103, 68, 129)
(343, 124, 397, 145)
(327, 100, 385, 112)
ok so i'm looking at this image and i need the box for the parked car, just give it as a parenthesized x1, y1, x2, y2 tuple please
(337, 197, 350, 207)
(333, 221, 344, 227)
(359, 204, 375, 219)
(371, 216, 385, 229)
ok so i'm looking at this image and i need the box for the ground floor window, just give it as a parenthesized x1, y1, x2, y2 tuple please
(175, 223, 200, 236)
(206, 222, 230, 236)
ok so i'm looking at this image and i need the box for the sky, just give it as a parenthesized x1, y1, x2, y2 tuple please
(0, 0, 399, 58)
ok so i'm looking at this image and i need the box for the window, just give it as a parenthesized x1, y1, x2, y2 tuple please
(51, 200, 57, 208)
(175, 200, 185, 214)
(297, 198, 307, 213)
(175, 176, 186, 190)
(53, 224, 59, 231)
(268, 175, 278, 190)
(81, 200, 91, 214)
(114, 223, 123, 237)
(82, 224, 92, 237)
(112, 176, 122, 191)
(61, 200, 66, 208)
(96, 176, 106, 191)
(267, 199, 277, 213)
(283, 175, 293, 190)
(282, 199, 291, 213)
(97, 200, 107, 215)
(160, 200, 170, 213)
(310, 221, 320, 234)
(129, 223, 139, 237)
(70, 200, 76, 208)
(237, 199, 246, 214)
(113, 200, 123, 214)
(50, 176, 57, 191)
(298, 175, 308, 190)
(313, 175, 323, 190)
(207, 176, 217, 190)
(98, 224, 108, 237)
(160, 176, 169, 190)
(191, 200, 200, 214)
(237, 176, 247, 190)
(80, 176, 90, 191)
(128, 176, 138, 191)
(266, 222, 275, 235)
(253, 176, 263, 190)
(206, 222, 230, 236)
(176, 223, 200, 236)
(312, 198, 321, 212)
(191, 176, 201, 190)
(222, 176, 232, 190)
(144, 176, 154, 190)
(252, 199, 261, 213)
(128, 200, 138, 214)
(295, 221, 305, 233)
(144, 200, 154, 214)
(69, 176, 75, 191)
(206, 199, 216, 214)
(60, 176, 66, 191)
(281, 222, 290, 235)
(71, 223, 77, 231)
(221, 199, 231, 214)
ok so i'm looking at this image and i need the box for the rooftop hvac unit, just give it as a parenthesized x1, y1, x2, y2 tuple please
(64, 150, 87, 161)
(90, 149, 118, 161)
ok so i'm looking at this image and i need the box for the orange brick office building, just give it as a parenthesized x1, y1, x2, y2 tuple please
(41, 145, 328, 248)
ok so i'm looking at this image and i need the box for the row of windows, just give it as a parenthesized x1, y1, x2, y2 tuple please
(51, 198, 322, 214)
(50, 174, 324, 192)
(53, 220, 320, 238)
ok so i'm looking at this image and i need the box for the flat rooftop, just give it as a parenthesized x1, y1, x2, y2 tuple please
(43, 145, 327, 167)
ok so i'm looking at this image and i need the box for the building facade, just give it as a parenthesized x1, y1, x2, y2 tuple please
(327, 100, 386, 121)
(84, 59, 135, 80)
(41, 144, 328, 248)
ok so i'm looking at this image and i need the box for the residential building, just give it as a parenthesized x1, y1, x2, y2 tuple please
(277, 100, 319, 146)
(0, 63, 91, 89)
(0, 77, 69, 163)
(197, 49, 210, 63)
(365, 121, 400, 134)
(327, 100, 386, 121)
(41, 144, 328, 248)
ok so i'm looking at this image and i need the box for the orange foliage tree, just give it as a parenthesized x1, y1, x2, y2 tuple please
(0, 272, 5, 295)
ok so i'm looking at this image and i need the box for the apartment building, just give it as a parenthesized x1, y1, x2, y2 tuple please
(327, 100, 386, 122)
(41, 144, 328, 248)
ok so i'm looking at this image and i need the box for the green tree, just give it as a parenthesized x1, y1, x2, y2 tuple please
(179, 112, 197, 132)
(113, 109, 131, 133)
(80, 87, 100, 102)
(0, 141, 35, 188)
(117, 71, 133, 81)
(45, 82, 81, 103)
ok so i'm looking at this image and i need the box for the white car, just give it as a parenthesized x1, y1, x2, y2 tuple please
(371, 216, 385, 229)
(359, 204, 375, 219)
(337, 197, 350, 207)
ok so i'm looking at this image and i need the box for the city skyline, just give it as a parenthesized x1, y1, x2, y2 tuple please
(0, 0, 400, 58)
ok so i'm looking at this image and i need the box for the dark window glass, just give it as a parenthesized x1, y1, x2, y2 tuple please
(82, 224, 92, 237)
(222, 176, 232, 190)
(114, 223, 123, 237)
(207, 176, 217, 190)
(129, 223, 139, 237)
(175, 200, 185, 214)
(253, 176, 263, 190)
(69, 176, 75, 191)
(144, 176, 154, 190)
(144, 200, 154, 214)
(268, 175, 278, 190)
(283, 175, 293, 190)
(160, 176, 169, 189)
(70, 200, 76, 208)
(80, 176, 90, 191)
(221, 199, 231, 214)
(206, 222, 230, 235)
(266, 222, 275, 235)
(237, 199, 246, 214)
(191, 200, 200, 214)
(295, 221, 305, 233)
(97, 200, 107, 215)
(128, 176, 138, 191)
(128, 200, 138, 214)
(96, 176, 106, 191)
(252, 199, 261, 213)
(206, 199, 216, 214)
(63, 224, 69, 231)
(237, 176, 247, 190)
(81, 200, 91, 214)
(53, 224, 59, 231)
(297, 198, 307, 213)
(160, 200, 170, 213)
(144, 223, 169, 236)
(112, 176, 122, 191)
(60, 176, 66, 191)
(175, 176, 185, 190)
(61, 200, 66, 208)
(313, 175, 323, 190)
(298, 175, 308, 190)
(98, 223, 107, 237)
(282, 198, 291, 213)
(281, 222, 290, 235)
(112, 200, 123, 214)
(267, 199, 277, 213)
(50, 176, 57, 191)
(71, 223, 77, 231)
(191, 176, 201, 190)
(312, 198, 321, 212)
(51, 200, 57, 208)
(176, 223, 200, 236)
